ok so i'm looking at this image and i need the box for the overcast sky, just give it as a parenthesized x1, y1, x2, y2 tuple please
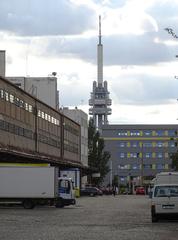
(1, 0, 178, 124)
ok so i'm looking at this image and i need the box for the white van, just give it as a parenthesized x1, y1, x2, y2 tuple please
(151, 172, 178, 222)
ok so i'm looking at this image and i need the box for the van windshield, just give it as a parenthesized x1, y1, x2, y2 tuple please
(154, 186, 178, 197)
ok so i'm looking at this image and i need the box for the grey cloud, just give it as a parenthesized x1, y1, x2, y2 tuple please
(147, 1, 178, 40)
(103, 33, 172, 65)
(41, 31, 176, 66)
(0, 0, 95, 36)
(111, 74, 178, 105)
(93, 0, 126, 8)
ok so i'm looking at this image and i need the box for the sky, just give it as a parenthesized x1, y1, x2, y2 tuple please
(1, 0, 178, 124)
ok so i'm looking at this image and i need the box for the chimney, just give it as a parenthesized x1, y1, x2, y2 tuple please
(0, 50, 5, 77)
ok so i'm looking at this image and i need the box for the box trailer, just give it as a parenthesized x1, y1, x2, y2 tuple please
(0, 166, 75, 209)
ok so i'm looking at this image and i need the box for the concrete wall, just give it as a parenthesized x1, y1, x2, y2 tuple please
(7, 77, 58, 110)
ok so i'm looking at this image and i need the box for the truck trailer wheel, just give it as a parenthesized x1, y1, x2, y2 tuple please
(23, 199, 35, 209)
(55, 199, 64, 208)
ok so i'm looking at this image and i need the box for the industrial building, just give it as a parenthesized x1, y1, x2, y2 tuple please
(60, 107, 88, 187)
(7, 76, 59, 110)
(0, 50, 59, 110)
(101, 124, 178, 187)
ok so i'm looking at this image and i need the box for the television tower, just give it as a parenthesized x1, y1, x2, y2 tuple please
(89, 16, 112, 130)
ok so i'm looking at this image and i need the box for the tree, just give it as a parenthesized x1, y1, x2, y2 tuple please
(171, 152, 178, 170)
(88, 118, 110, 186)
(170, 137, 178, 170)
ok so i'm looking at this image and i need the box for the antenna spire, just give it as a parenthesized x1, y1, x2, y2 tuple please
(99, 15, 102, 45)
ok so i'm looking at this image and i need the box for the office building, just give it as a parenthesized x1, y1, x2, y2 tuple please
(102, 124, 178, 186)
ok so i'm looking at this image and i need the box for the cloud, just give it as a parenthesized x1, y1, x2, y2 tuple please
(111, 73, 178, 105)
(35, 30, 176, 67)
(0, 0, 95, 36)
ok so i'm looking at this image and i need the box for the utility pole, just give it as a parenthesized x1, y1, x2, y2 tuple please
(141, 142, 144, 186)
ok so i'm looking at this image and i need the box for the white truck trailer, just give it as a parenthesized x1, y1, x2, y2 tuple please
(0, 166, 75, 209)
(151, 172, 178, 222)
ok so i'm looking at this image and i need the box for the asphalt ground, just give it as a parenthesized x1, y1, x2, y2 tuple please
(0, 195, 178, 240)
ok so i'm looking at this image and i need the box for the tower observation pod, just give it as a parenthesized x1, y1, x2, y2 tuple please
(89, 16, 112, 130)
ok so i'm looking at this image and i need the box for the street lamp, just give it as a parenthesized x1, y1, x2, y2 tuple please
(137, 142, 144, 186)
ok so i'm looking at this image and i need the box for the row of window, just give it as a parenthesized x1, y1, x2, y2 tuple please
(118, 163, 168, 170)
(0, 89, 33, 112)
(119, 152, 169, 158)
(0, 119, 78, 152)
(118, 141, 175, 148)
(38, 110, 60, 126)
(38, 134, 60, 148)
(117, 130, 177, 137)
(64, 123, 79, 136)
(64, 142, 79, 154)
(0, 89, 61, 127)
(0, 119, 33, 139)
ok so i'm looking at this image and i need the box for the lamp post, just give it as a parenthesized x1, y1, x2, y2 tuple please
(138, 142, 144, 186)
(109, 159, 112, 186)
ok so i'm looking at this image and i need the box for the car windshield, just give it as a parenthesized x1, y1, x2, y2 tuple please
(154, 186, 178, 197)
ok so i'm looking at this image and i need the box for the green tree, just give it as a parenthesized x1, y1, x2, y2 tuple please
(171, 152, 178, 170)
(88, 118, 110, 186)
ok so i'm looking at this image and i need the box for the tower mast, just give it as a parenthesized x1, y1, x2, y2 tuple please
(97, 15, 103, 86)
(89, 16, 112, 130)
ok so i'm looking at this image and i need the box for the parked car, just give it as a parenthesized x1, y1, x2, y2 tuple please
(136, 186, 145, 195)
(95, 187, 103, 196)
(80, 187, 101, 197)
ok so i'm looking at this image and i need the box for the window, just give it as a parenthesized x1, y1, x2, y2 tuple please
(145, 153, 152, 158)
(156, 142, 164, 147)
(143, 130, 152, 136)
(118, 165, 129, 169)
(143, 142, 152, 147)
(19, 100, 24, 108)
(5, 91, 9, 101)
(130, 153, 138, 158)
(120, 176, 127, 182)
(155, 130, 164, 136)
(130, 131, 140, 136)
(120, 153, 125, 158)
(169, 141, 176, 147)
(25, 103, 29, 111)
(168, 130, 177, 136)
(41, 111, 45, 119)
(0, 89, 4, 99)
(131, 142, 139, 147)
(118, 131, 128, 136)
(38, 110, 41, 117)
(157, 164, 164, 170)
(132, 164, 140, 170)
(144, 164, 151, 169)
(157, 153, 163, 158)
(154, 186, 178, 197)
(28, 105, 33, 113)
(15, 97, 20, 106)
(9, 94, 14, 103)
(119, 142, 126, 147)
(45, 113, 48, 120)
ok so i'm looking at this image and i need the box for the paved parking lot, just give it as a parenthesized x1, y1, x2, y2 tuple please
(0, 195, 178, 240)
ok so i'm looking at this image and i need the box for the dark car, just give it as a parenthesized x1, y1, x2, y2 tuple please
(80, 187, 100, 197)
